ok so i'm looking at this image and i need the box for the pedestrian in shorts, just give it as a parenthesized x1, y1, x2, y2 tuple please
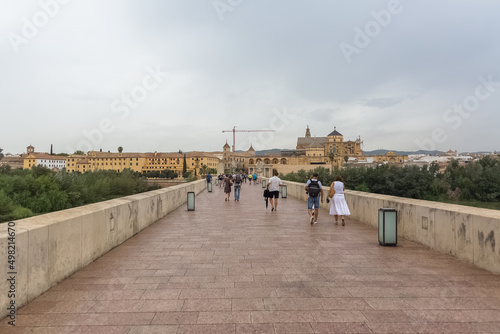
(305, 173, 323, 224)
(267, 171, 282, 211)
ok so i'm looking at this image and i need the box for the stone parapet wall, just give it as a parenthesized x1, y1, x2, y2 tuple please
(0, 180, 206, 320)
(281, 180, 500, 274)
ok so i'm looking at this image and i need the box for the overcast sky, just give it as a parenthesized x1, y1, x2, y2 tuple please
(1, 0, 499, 155)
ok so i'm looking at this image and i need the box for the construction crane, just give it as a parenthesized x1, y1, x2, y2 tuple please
(222, 126, 276, 152)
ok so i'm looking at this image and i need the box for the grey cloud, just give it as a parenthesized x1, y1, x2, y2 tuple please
(1, 0, 500, 154)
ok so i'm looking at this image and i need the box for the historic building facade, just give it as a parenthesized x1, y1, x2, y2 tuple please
(22, 126, 406, 177)
(223, 126, 364, 177)
(25, 146, 219, 175)
(295, 126, 363, 159)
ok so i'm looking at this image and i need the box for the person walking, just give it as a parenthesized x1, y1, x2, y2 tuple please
(327, 176, 351, 225)
(234, 172, 242, 201)
(305, 173, 323, 224)
(223, 174, 232, 201)
(253, 173, 257, 185)
(267, 171, 282, 211)
(206, 172, 212, 184)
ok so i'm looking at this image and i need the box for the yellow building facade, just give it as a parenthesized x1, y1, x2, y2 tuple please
(66, 151, 220, 175)
(221, 127, 362, 176)
(23, 146, 220, 176)
(296, 126, 363, 159)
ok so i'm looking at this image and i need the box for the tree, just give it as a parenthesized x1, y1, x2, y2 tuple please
(328, 152, 335, 173)
(118, 146, 123, 153)
(0, 147, 3, 160)
(200, 165, 208, 175)
(344, 155, 349, 163)
(74, 150, 85, 155)
(182, 154, 187, 178)
(0, 191, 14, 222)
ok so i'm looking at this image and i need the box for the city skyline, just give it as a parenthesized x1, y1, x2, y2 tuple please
(2, 1, 500, 154)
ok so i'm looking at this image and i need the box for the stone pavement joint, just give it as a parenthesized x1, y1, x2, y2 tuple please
(2, 183, 500, 333)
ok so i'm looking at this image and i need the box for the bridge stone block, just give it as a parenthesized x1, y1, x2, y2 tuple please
(473, 215, 500, 273)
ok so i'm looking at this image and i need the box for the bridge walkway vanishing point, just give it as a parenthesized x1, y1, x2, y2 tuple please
(1, 182, 500, 333)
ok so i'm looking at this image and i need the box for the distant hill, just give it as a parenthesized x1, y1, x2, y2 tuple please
(242, 148, 497, 157)
(255, 148, 288, 156)
(459, 151, 498, 155)
(365, 150, 499, 156)
(234, 148, 290, 156)
(363, 149, 445, 156)
(252, 148, 447, 156)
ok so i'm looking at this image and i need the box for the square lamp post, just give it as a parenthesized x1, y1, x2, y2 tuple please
(378, 208, 397, 246)
(281, 184, 287, 198)
(207, 182, 212, 192)
(262, 179, 266, 188)
(187, 191, 195, 211)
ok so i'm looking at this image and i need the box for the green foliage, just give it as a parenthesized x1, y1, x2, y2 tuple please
(0, 165, 11, 174)
(0, 167, 153, 223)
(144, 169, 178, 179)
(11, 206, 33, 220)
(0, 147, 3, 160)
(280, 157, 500, 204)
(118, 146, 123, 153)
(0, 191, 14, 222)
(74, 150, 85, 155)
(182, 154, 187, 177)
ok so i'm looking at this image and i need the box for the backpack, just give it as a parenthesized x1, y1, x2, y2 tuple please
(235, 174, 242, 185)
(308, 179, 320, 198)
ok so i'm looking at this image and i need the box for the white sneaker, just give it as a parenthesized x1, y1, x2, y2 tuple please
(313, 221, 317, 224)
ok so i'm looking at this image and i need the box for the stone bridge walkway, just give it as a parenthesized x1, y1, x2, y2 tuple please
(2, 182, 500, 333)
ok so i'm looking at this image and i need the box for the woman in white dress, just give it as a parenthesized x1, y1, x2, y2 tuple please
(327, 176, 351, 226)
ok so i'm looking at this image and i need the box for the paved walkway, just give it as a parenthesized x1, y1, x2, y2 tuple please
(2, 182, 500, 333)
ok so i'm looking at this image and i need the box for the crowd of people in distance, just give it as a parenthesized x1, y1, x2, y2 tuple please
(208, 172, 258, 202)
(205, 171, 351, 226)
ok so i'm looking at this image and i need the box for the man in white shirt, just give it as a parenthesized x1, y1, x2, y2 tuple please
(267, 171, 282, 212)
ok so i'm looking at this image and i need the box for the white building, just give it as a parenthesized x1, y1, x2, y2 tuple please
(36, 156, 66, 170)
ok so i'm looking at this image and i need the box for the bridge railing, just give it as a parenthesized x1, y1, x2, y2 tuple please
(0, 180, 206, 321)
